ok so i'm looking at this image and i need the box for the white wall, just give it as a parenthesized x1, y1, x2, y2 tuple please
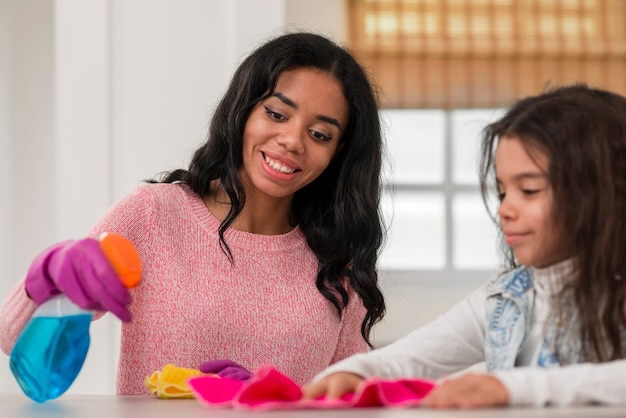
(0, 0, 10, 305)
(0, 0, 473, 395)
(0, 0, 56, 395)
(285, 0, 347, 42)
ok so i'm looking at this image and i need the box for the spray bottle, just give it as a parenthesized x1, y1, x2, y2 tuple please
(9, 232, 141, 402)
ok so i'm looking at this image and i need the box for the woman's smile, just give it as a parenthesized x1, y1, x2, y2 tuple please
(262, 151, 299, 175)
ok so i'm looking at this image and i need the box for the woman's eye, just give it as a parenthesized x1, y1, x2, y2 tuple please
(497, 192, 505, 202)
(310, 130, 332, 142)
(264, 106, 285, 121)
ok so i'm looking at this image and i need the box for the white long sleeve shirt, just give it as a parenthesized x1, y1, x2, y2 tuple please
(314, 263, 626, 406)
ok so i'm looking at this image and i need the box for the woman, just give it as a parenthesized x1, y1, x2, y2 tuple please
(0, 32, 386, 395)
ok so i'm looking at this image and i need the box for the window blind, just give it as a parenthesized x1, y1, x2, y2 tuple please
(348, 0, 626, 109)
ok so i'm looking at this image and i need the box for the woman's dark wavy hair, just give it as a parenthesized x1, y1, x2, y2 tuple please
(150, 32, 385, 346)
(479, 84, 626, 362)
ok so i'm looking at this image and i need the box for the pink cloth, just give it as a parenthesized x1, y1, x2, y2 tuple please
(189, 366, 435, 410)
(0, 183, 369, 395)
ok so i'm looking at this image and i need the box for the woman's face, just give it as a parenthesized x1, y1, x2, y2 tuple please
(239, 67, 348, 202)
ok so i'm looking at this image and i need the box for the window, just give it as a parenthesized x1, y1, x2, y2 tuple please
(352, 1, 626, 281)
(379, 108, 502, 280)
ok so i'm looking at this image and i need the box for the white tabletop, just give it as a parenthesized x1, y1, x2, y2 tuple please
(1, 394, 625, 418)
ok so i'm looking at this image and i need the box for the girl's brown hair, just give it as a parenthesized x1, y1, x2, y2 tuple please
(480, 84, 626, 362)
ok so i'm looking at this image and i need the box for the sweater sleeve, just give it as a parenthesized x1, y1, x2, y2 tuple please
(329, 287, 370, 364)
(88, 184, 155, 249)
(0, 185, 155, 356)
(86, 185, 155, 321)
(314, 282, 488, 382)
(0, 278, 38, 355)
(494, 360, 626, 406)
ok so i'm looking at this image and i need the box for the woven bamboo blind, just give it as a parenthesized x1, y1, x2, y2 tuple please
(348, 0, 626, 109)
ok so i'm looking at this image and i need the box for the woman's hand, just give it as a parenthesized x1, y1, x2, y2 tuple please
(301, 372, 365, 400)
(25, 238, 133, 321)
(199, 359, 253, 381)
(421, 373, 509, 409)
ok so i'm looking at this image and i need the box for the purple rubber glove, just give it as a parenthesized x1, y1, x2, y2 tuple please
(199, 359, 253, 381)
(24, 238, 133, 322)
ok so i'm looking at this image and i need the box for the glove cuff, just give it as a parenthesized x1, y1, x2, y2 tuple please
(24, 240, 74, 305)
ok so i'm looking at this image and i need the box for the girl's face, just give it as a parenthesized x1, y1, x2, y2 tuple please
(240, 67, 347, 202)
(495, 135, 565, 267)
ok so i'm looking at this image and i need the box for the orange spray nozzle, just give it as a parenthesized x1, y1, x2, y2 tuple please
(98, 232, 142, 289)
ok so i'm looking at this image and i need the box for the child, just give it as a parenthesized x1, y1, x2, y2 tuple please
(0, 32, 386, 395)
(303, 84, 626, 408)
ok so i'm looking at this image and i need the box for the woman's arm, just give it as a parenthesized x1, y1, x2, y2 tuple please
(0, 279, 37, 355)
(1, 184, 155, 356)
(328, 285, 370, 364)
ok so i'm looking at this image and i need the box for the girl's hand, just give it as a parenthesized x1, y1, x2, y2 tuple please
(421, 373, 509, 409)
(301, 372, 364, 400)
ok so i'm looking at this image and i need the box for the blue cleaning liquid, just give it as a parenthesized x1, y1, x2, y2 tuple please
(10, 309, 92, 403)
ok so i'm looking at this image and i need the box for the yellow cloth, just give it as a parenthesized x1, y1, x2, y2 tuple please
(145, 364, 218, 399)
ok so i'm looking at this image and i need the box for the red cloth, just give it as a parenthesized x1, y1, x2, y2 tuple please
(189, 365, 435, 410)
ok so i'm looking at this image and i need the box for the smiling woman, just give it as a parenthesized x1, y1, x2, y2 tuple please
(0, 32, 386, 396)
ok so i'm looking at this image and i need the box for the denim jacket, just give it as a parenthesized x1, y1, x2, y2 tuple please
(484, 266, 583, 371)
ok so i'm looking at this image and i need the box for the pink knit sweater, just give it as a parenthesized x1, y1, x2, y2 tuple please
(0, 183, 368, 394)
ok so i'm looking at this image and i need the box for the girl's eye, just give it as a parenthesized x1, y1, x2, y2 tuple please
(523, 189, 539, 196)
(310, 130, 332, 142)
(497, 192, 505, 202)
(264, 106, 286, 121)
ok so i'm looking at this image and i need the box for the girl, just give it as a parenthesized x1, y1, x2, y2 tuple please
(303, 84, 626, 408)
(0, 32, 386, 395)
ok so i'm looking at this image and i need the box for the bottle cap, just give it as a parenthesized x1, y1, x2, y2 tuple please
(99, 233, 142, 289)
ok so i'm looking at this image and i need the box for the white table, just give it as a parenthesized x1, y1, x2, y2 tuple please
(1, 394, 625, 418)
